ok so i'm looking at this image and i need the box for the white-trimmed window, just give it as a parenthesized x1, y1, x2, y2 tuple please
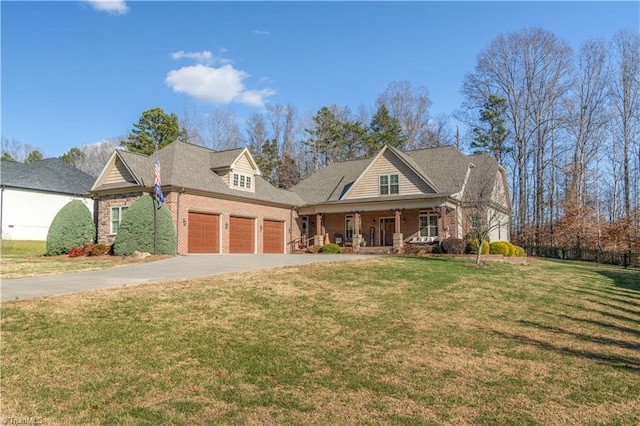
(379, 174, 399, 195)
(419, 211, 438, 237)
(110, 206, 128, 234)
(232, 173, 252, 189)
(345, 214, 354, 241)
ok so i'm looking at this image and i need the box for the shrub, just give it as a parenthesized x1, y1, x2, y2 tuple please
(307, 245, 322, 254)
(113, 194, 176, 256)
(46, 200, 96, 256)
(90, 243, 109, 256)
(513, 245, 526, 257)
(68, 247, 85, 258)
(467, 239, 489, 255)
(320, 243, 341, 254)
(504, 241, 516, 257)
(440, 238, 466, 254)
(489, 241, 510, 256)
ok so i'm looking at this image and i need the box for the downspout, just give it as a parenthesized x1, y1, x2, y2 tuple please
(176, 188, 185, 255)
(289, 206, 294, 254)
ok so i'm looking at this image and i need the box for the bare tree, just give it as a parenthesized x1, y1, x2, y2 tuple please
(462, 28, 573, 242)
(461, 155, 511, 264)
(178, 105, 206, 146)
(377, 80, 433, 150)
(610, 28, 640, 225)
(204, 106, 243, 150)
(564, 39, 610, 208)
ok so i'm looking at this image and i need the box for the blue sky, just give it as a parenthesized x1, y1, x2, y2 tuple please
(2, 1, 638, 158)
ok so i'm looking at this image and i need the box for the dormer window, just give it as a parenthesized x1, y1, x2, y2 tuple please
(232, 173, 252, 190)
(379, 174, 399, 195)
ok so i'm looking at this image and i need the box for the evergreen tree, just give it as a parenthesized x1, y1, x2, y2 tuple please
(471, 95, 511, 164)
(1, 152, 15, 161)
(25, 150, 43, 163)
(121, 107, 182, 155)
(60, 147, 85, 168)
(46, 200, 96, 255)
(366, 104, 405, 156)
(253, 138, 281, 185)
(113, 194, 176, 255)
(304, 107, 343, 171)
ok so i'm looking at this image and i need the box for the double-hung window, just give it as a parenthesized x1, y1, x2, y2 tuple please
(379, 174, 399, 195)
(232, 173, 252, 190)
(419, 211, 438, 238)
(110, 206, 128, 234)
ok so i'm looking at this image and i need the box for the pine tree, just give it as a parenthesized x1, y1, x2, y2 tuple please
(471, 95, 511, 164)
(121, 107, 182, 155)
(366, 104, 405, 156)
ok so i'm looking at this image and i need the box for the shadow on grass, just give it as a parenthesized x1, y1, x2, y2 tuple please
(488, 328, 640, 372)
(560, 302, 638, 326)
(549, 312, 640, 339)
(597, 269, 640, 292)
(518, 320, 640, 351)
(560, 285, 640, 310)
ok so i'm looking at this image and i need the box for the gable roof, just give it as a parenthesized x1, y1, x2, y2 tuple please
(291, 144, 477, 205)
(91, 141, 304, 207)
(1, 158, 95, 195)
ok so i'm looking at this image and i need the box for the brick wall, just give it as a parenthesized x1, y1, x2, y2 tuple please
(172, 192, 299, 254)
(96, 191, 143, 245)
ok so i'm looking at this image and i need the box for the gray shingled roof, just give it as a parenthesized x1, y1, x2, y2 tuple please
(93, 142, 305, 207)
(290, 145, 479, 205)
(1, 158, 95, 195)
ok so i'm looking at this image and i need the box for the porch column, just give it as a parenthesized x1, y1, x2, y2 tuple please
(353, 211, 362, 253)
(438, 206, 447, 238)
(314, 213, 324, 246)
(393, 209, 403, 253)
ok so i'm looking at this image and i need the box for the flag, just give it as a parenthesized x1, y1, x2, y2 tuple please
(154, 150, 164, 209)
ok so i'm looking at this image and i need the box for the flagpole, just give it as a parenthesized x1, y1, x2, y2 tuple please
(154, 142, 158, 255)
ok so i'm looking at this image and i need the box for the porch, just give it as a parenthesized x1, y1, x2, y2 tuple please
(298, 207, 456, 252)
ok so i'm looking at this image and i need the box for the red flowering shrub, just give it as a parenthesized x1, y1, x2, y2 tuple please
(68, 247, 85, 258)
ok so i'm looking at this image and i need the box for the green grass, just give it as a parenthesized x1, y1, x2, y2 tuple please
(0, 239, 46, 257)
(2, 257, 639, 425)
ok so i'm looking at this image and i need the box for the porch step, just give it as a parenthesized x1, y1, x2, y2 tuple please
(357, 246, 393, 255)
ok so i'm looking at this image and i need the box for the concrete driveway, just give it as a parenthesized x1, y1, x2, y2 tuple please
(1, 254, 379, 302)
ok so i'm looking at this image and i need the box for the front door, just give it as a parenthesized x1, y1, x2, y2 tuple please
(381, 218, 395, 246)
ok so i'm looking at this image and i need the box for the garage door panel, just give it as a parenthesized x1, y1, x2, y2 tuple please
(188, 212, 219, 253)
(230, 216, 254, 253)
(263, 220, 284, 253)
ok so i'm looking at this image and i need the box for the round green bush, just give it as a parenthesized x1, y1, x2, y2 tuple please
(113, 194, 176, 255)
(46, 200, 96, 255)
(320, 243, 341, 254)
(467, 239, 489, 255)
(504, 241, 516, 257)
(489, 241, 510, 256)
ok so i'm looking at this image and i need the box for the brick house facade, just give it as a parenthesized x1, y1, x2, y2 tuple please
(91, 141, 510, 255)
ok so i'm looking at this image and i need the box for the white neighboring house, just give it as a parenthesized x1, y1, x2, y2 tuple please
(1, 159, 96, 240)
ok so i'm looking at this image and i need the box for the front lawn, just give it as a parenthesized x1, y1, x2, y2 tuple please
(2, 257, 639, 424)
(1, 240, 168, 279)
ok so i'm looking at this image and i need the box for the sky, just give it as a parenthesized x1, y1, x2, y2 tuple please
(1, 1, 639, 158)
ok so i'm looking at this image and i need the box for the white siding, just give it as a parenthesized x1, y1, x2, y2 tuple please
(344, 150, 434, 199)
(1, 188, 94, 240)
(488, 209, 510, 242)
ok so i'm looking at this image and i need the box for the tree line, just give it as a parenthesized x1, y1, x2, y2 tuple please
(3, 26, 638, 254)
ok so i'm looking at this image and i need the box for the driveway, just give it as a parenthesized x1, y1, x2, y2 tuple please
(1, 254, 379, 302)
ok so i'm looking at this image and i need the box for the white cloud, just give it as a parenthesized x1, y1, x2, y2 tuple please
(253, 30, 271, 36)
(85, 0, 129, 15)
(171, 50, 213, 65)
(166, 55, 275, 107)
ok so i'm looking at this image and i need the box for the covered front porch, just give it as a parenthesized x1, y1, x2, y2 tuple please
(298, 204, 458, 252)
